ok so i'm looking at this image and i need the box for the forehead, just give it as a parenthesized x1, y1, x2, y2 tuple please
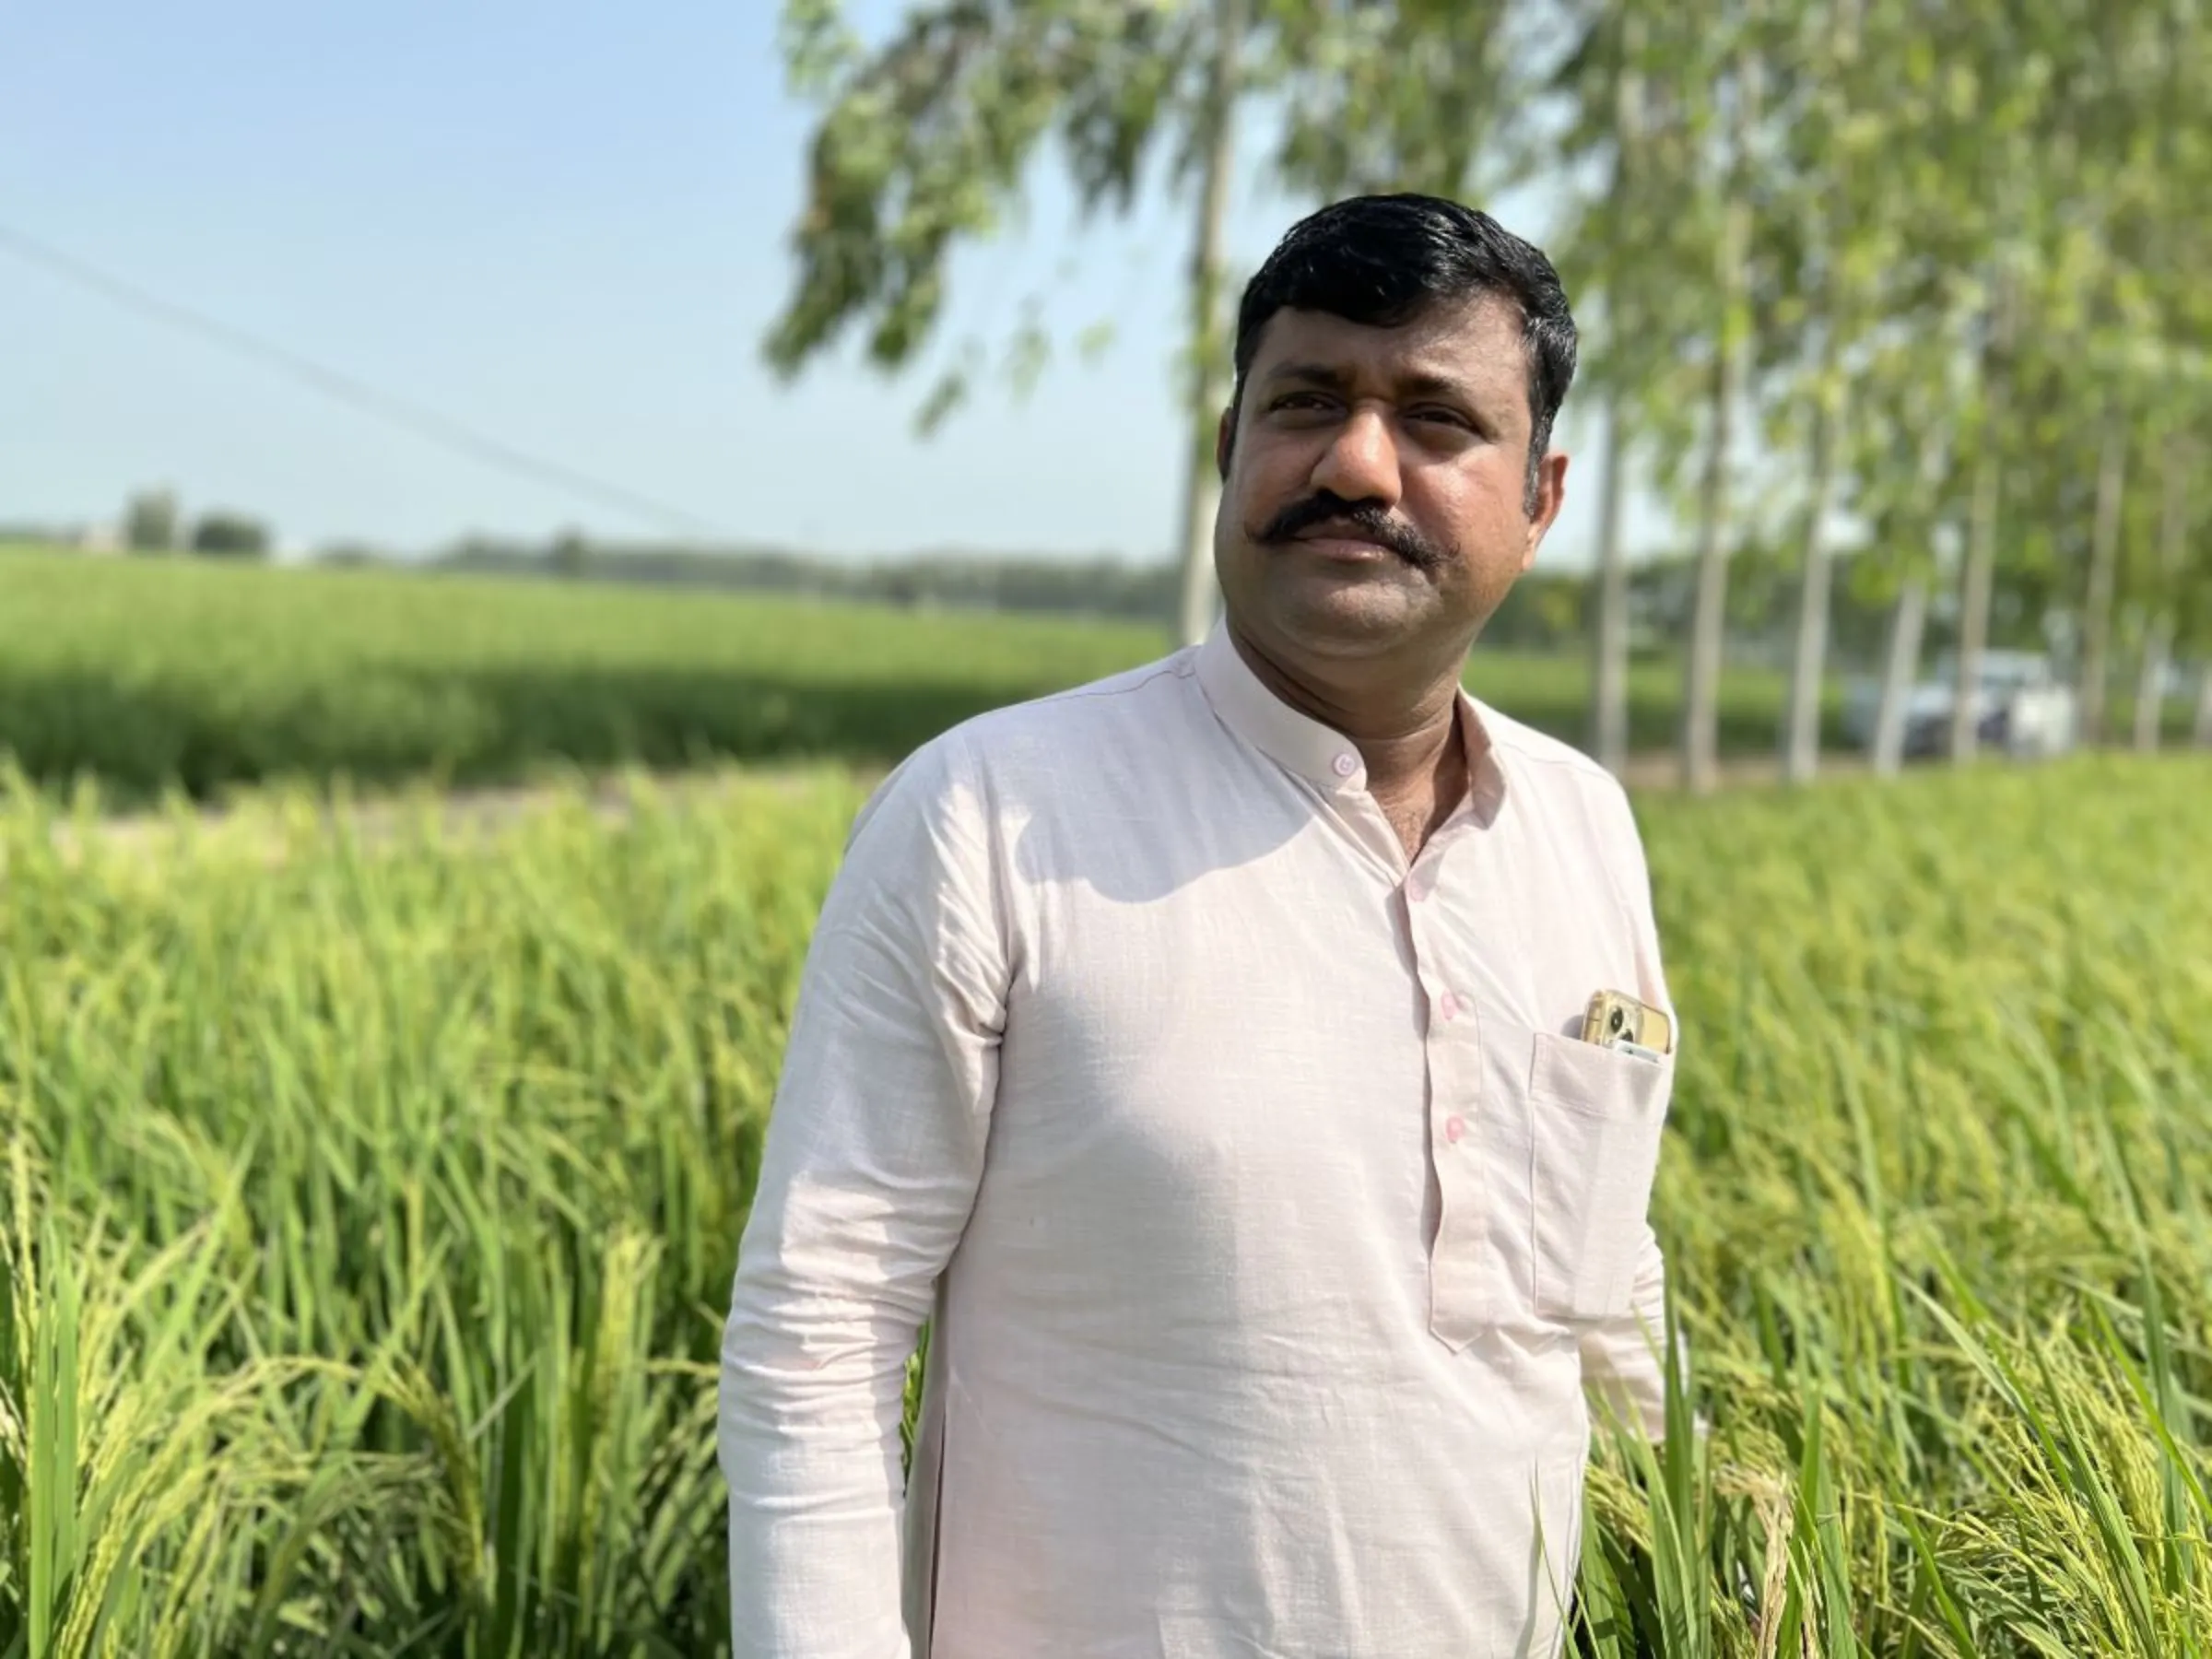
(1244, 296, 1529, 404)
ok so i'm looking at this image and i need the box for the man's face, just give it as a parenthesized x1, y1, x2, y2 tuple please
(1213, 296, 1567, 665)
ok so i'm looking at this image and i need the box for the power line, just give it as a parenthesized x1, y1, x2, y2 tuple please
(0, 220, 730, 539)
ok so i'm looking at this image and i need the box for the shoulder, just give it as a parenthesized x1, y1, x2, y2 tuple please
(1475, 699, 1657, 904)
(1474, 703, 1672, 1006)
(848, 646, 1200, 843)
(954, 647, 1201, 760)
(1475, 700, 1636, 824)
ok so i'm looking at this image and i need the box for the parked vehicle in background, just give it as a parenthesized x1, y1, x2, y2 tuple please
(1843, 650, 2079, 760)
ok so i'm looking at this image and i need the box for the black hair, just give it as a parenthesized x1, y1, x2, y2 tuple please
(1228, 194, 1578, 514)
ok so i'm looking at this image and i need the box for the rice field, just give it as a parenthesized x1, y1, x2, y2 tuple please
(2, 737, 2208, 1654)
(0, 545, 1837, 805)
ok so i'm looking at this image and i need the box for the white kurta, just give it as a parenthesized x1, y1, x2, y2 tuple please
(720, 623, 1678, 1659)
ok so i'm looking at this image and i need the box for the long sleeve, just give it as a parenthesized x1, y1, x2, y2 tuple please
(1579, 791, 1681, 1441)
(719, 733, 1007, 1658)
(1578, 1227, 1673, 1439)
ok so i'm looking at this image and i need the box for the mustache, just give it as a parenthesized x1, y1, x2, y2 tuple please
(1254, 492, 1453, 571)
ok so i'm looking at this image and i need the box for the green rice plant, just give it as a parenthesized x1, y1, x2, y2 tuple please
(0, 747, 2206, 1654)
(0, 1139, 406, 1659)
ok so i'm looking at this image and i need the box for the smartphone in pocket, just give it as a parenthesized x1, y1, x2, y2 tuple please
(1580, 990, 1673, 1060)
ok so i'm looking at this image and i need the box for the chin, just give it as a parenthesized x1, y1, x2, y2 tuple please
(1265, 585, 1428, 654)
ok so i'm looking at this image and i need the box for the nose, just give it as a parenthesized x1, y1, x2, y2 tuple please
(1309, 402, 1403, 509)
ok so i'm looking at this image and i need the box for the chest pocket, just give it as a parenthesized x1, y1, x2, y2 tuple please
(1525, 1030, 1672, 1322)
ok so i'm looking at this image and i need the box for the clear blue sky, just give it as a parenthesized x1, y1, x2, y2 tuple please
(1, 0, 1659, 568)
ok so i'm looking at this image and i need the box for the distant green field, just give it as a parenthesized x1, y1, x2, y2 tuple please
(1, 545, 1841, 803)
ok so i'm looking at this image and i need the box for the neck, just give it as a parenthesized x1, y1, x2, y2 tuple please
(1226, 623, 1469, 803)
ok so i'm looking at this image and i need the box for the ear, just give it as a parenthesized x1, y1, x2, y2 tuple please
(1520, 450, 1569, 572)
(1215, 404, 1236, 482)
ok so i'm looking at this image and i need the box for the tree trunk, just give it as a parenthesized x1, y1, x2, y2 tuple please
(1680, 346, 1736, 794)
(2136, 434, 2189, 753)
(1871, 575, 1927, 778)
(1589, 392, 1631, 775)
(1949, 290, 2014, 764)
(1783, 379, 1844, 783)
(2077, 419, 2127, 746)
(1949, 454, 1998, 762)
(2135, 619, 2173, 753)
(2195, 662, 2212, 748)
(1588, 31, 1643, 778)
(1172, 0, 1243, 649)
(1681, 38, 1759, 794)
(1786, 0, 1862, 785)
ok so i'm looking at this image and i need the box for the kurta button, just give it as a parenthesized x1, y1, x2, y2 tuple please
(1331, 753, 1359, 778)
(1444, 1115, 1465, 1144)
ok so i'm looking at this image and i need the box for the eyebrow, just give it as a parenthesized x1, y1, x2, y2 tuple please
(1262, 361, 1480, 403)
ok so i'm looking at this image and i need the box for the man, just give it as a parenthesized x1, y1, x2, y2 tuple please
(721, 193, 1677, 1659)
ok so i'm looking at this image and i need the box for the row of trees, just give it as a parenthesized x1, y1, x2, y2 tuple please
(761, 0, 2212, 787)
(396, 529, 1916, 664)
(124, 488, 273, 558)
(393, 529, 1858, 655)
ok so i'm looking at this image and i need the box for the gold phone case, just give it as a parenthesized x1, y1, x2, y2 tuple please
(1581, 990, 1674, 1055)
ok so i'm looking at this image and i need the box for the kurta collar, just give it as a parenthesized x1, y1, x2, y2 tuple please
(1194, 620, 1508, 821)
